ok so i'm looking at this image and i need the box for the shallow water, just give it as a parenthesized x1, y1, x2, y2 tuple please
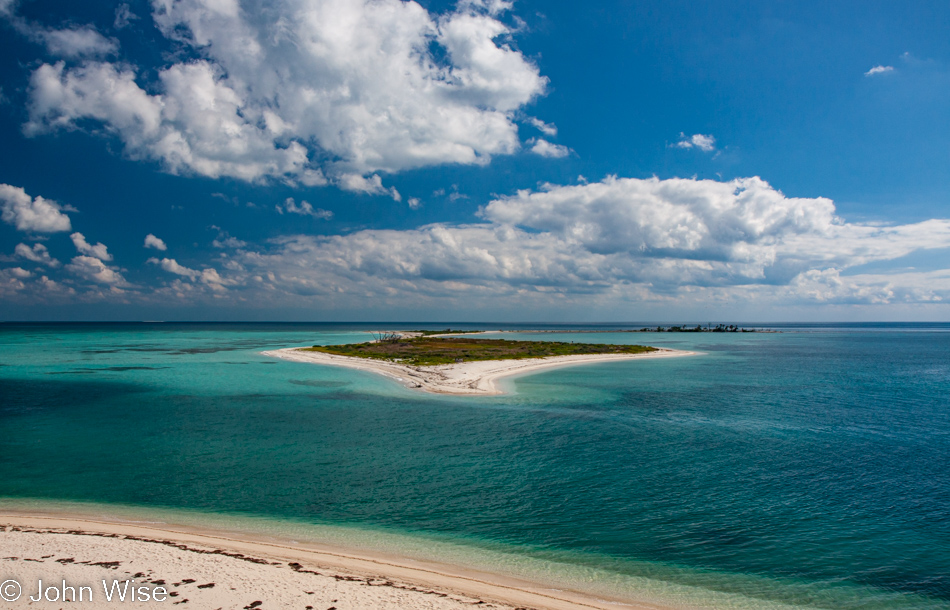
(1, 322, 948, 608)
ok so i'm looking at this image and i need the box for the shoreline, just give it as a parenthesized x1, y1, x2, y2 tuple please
(0, 509, 672, 610)
(262, 347, 699, 396)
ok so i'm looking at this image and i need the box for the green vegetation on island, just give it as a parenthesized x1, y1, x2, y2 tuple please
(638, 324, 756, 333)
(305, 337, 657, 366)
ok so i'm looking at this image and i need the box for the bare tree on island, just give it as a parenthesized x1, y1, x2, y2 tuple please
(371, 331, 402, 343)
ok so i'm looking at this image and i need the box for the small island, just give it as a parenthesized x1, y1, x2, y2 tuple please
(307, 335, 658, 365)
(636, 324, 760, 333)
(264, 334, 697, 395)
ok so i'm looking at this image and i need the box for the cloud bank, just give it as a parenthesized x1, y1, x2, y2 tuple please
(4, 177, 949, 313)
(95, 177, 950, 309)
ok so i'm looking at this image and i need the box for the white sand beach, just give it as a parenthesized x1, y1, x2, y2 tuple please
(262, 347, 698, 395)
(0, 513, 672, 610)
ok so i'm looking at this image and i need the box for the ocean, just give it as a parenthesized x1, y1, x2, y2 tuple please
(1, 322, 948, 608)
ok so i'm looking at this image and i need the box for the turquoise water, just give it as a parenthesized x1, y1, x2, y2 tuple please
(1, 323, 948, 608)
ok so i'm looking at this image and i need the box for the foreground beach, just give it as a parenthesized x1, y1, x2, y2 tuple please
(262, 346, 698, 395)
(0, 512, 668, 610)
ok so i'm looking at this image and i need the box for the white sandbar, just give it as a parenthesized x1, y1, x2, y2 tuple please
(262, 346, 699, 395)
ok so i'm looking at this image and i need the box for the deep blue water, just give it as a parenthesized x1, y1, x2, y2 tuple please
(0, 323, 948, 608)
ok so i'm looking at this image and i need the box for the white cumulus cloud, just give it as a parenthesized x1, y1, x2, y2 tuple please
(276, 198, 333, 219)
(211, 227, 248, 249)
(338, 174, 401, 201)
(41, 26, 117, 58)
(114, 4, 139, 29)
(26, 61, 310, 182)
(15, 242, 60, 267)
(865, 65, 894, 76)
(144, 233, 168, 252)
(70, 232, 112, 261)
(529, 139, 570, 158)
(0, 183, 73, 233)
(66, 255, 127, 286)
(0, 0, 116, 58)
(148, 257, 232, 292)
(25, 0, 548, 188)
(148, 256, 198, 279)
(526, 117, 557, 137)
(674, 133, 716, 152)
(144, 234, 167, 250)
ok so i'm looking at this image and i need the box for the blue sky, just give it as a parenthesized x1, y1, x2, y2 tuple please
(1, 0, 949, 321)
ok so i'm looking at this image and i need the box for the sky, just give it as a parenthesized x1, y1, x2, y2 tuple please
(1, 0, 949, 322)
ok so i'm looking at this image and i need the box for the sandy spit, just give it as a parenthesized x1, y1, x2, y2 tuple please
(0, 513, 674, 610)
(261, 347, 699, 396)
